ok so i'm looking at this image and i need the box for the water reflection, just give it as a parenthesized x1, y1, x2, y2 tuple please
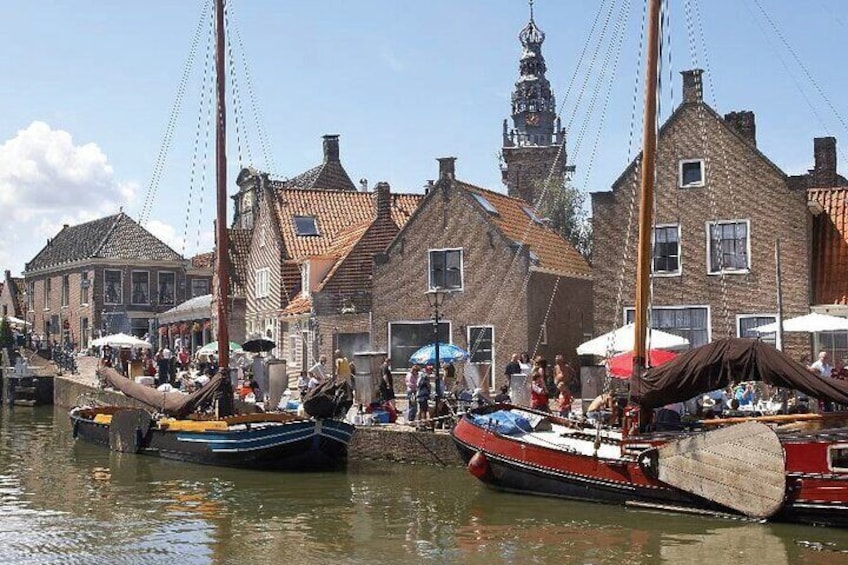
(0, 406, 847, 564)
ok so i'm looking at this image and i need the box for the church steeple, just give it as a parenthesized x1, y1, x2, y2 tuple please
(501, 1, 568, 204)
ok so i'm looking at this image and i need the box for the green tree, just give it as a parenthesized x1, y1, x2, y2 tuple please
(536, 179, 593, 261)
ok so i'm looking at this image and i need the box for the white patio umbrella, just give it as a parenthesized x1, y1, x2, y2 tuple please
(576, 323, 690, 356)
(5, 316, 28, 327)
(91, 332, 152, 349)
(752, 312, 848, 334)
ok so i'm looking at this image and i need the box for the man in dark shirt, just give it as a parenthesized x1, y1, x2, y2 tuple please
(504, 353, 521, 383)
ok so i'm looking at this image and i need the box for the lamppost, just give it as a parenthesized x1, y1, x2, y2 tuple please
(426, 287, 448, 385)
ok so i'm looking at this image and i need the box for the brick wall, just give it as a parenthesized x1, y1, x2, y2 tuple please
(592, 101, 810, 360)
(501, 144, 566, 205)
(527, 271, 593, 369)
(372, 182, 531, 377)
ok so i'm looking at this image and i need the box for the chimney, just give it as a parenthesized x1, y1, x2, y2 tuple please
(3, 270, 9, 280)
(681, 69, 704, 104)
(322, 134, 340, 163)
(424, 180, 434, 195)
(724, 111, 756, 146)
(62, 224, 69, 230)
(359, 178, 368, 192)
(373, 181, 391, 219)
(437, 157, 457, 180)
(813, 137, 837, 187)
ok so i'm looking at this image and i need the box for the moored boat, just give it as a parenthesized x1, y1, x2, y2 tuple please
(69, 0, 355, 472)
(453, 0, 848, 528)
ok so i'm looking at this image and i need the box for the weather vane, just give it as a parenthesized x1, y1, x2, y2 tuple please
(529, 0, 535, 21)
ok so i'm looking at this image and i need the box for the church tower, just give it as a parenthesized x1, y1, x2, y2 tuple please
(501, 1, 569, 205)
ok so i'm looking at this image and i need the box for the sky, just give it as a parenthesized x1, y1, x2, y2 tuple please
(1, 0, 847, 276)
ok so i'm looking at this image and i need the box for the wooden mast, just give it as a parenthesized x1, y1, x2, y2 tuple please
(632, 0, 662, 391)
(214, 0, 230, 370)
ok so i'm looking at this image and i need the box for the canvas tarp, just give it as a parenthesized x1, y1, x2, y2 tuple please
(638, 338, 848, 409)
(102, 367, 234, 418)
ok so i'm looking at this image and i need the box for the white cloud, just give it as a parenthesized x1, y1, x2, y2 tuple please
(0, 121, 141, 274)
(144, 219, 214, 258)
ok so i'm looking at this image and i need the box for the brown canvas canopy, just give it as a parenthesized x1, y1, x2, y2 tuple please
(638, 338, 848, 410)
(102, 367, 234, 418)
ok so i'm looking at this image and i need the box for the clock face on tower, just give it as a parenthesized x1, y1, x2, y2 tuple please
(526, 112, 540, 126)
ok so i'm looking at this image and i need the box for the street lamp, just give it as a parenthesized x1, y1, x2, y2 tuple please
(426, 287, 448, 386)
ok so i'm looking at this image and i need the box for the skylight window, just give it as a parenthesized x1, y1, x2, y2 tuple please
(522, 205, 545, 224)
(293, 216, 319, 236)
(472, 193, 499, 215)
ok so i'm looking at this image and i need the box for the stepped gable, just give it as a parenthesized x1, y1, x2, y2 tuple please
(26, 213, 182, 271)
(809, 187, 848, 305)
(458, 181, 591, 279)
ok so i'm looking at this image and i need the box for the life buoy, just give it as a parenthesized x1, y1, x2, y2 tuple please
(468, 450, 489, 480)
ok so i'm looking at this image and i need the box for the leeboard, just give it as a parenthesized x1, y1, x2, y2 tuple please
(656, 421, 786, 519)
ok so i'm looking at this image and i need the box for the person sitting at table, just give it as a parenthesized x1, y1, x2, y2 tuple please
(735, 383, 755, 407)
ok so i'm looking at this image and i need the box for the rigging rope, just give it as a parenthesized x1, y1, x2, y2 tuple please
(181, 6, 215, 258)
(139, 0, 211, 227)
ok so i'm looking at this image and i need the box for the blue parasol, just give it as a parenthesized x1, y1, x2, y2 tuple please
(409, 342, 470, 366)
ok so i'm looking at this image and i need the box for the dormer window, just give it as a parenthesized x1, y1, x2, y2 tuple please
(294, 216, 319, 236)
(522, 205, 544, 224)
(679, 159, 705, 188)
(472, 193, 499, 216)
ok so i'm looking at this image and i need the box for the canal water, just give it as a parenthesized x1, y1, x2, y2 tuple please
(2, 406, 848, 565)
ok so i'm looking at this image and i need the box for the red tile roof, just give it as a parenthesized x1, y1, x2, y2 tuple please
(273, 188, 420, 260)
(191, 252, 214, 269)
(810, 187, 848, 304)
(457, 182, 592, 278)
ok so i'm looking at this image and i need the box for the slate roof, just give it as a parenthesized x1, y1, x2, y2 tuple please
(457, 181, 592, 278)
(25, 213, 183, 272)
(270, 160, 357, 192)
(809, 187, 848, 305)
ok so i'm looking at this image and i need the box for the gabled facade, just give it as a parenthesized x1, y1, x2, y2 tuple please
(592, 69, 810, 359)
(0, 270, 24, 320)
(22, 212, 211, 349)
(372, 158, 592, 384)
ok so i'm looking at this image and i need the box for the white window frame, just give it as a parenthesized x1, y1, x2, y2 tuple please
(624, 304, 712, 348)
(255, 268, 270, 299)
(104, 269, 123, 305)
(43, 278, 51, 310)
(706, 219, 751, 275)
(80, 271, 89, 306)
(157, 271, 176, 305)
(130, 270, 151, 305)
(467, 325, 495, 364)
(300, 261, 310, 297)
(652, 223, 682, 277)
(828, 444, 848, 472)
(678, 158, 705, 188)
(61, 275, 69, 307)
(736, 314, 777, 345)
(428, 248, 464, 292)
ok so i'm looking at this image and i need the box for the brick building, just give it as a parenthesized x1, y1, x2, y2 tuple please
(372, 157, 592, 385)
(0, 270, 24, 320)
(806, 137, 848, 362)
(231, 135, 421, 375)
(592, 69, 811, 359)
(22, 212, 212, 349)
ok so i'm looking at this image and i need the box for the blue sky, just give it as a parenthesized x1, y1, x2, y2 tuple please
(1, 0, 847, 275)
